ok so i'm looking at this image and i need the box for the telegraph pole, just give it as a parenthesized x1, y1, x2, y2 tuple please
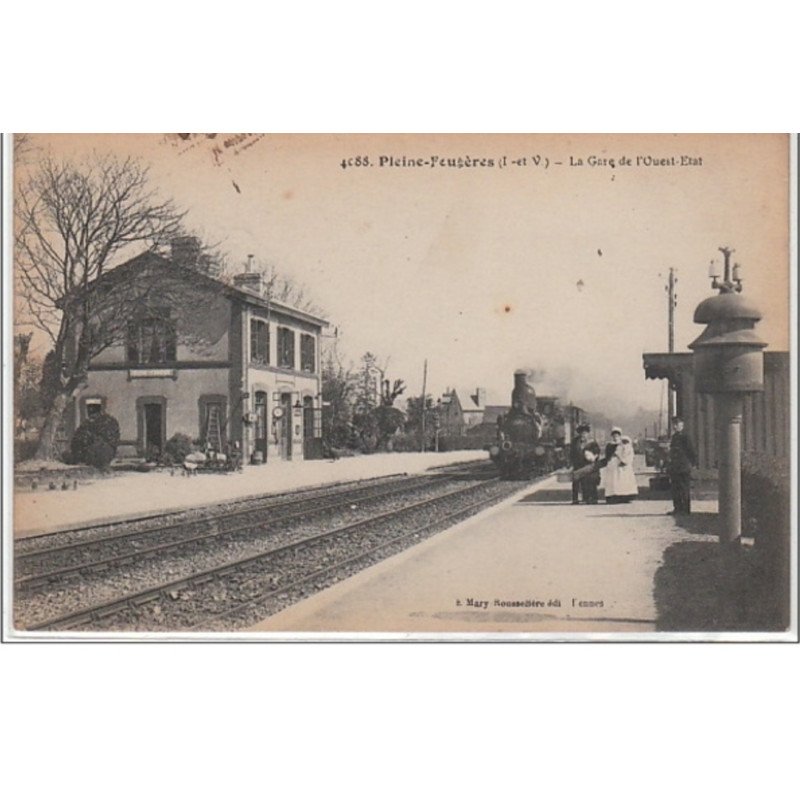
(420, 359, 428, 453)
(666, 267, 677, 435)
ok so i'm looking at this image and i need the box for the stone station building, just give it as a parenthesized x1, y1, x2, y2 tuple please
(64, 248, 328, 464)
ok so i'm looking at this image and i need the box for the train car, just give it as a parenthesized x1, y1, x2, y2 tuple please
(561, 403, 585, 447)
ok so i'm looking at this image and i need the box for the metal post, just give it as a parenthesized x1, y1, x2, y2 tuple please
(420, 359, 428, 453)
(717, 394, 743, 545)
(667, 267, 676, 436)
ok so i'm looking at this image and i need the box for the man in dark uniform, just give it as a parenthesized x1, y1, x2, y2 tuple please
(667, 416, 698, 514)
(570, 423, 601, 504)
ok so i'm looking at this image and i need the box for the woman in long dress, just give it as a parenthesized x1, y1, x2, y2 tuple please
(601, 428, 638, 503)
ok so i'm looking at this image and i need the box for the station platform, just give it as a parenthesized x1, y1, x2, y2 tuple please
(13, 450, 487, 539)
(247, 471, 719, 638)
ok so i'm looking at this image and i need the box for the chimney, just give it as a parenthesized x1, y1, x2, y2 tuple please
(475, 387, 487, 408)
(233, 272, 264, 296)
(170, 236, 202, 269)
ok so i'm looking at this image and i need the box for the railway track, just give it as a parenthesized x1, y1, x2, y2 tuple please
(14, 472, 456, 590)
(14, 471, 417, 553)
(15, 465, 532, 631)
(194, 482, 515, 632)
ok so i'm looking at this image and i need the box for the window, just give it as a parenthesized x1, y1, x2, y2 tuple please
(250, 319, 269, 365)
(126, 315, 176, 364)
(277, 327, 295, 369)
(86, 400, 103, 420)
(300, 334, 316, 373)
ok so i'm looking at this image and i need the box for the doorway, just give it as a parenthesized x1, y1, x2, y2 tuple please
(303, 395, 315, 458)
(254, 391, 268, 462)
(143, 402, 164, 456)
(280, 392, 293, 459)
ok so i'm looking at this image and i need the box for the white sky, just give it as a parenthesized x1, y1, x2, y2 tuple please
(18, 133, 790, 417)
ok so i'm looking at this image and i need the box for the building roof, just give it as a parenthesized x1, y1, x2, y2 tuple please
(460, 395, 483, 413)
(643, 350, 788, 382)
(642, 352, 693, 382)
(88, 250, 330, 328)
(442, 387, 485, 413)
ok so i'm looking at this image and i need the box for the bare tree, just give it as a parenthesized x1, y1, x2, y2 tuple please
(15, 154, 186, 460)
(13, 134, 35, 164)
(247, 258, 326, 316)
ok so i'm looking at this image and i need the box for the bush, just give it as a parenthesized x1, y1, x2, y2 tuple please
(438, 435, 490, 452)
(70, 424, 96, 465)
(165, 433, 194, 464)
(742, 452, 791, 630)
(70, 412, 121, 466)
(14, 439, 38, 464)
(389, 432, 422, 452)
(86, 440, 116, 469)
(90, 413, 121, 451)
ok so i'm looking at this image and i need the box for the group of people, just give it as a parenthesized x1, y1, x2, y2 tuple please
(570, 417, 698, 514)
(570, 424, 638, 505)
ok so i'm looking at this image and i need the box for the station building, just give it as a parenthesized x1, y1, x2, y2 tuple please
(65, 247, 328, 464)
(642, 350, 791, 471)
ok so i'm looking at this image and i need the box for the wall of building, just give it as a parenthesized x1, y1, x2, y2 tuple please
(241, 304, 322, 463)
(692, 352, 791, 470)
(77, 367, 231, 454)
(245, 369, 320, 462)
(645, 351, 790, 472)
(91, 294, 231, 365)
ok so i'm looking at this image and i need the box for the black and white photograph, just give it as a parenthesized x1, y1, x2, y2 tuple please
(5, 132, 795, 640)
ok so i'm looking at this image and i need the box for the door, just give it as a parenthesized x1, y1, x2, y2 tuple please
(254, 391, 268, 462)
(280, 392, 292, 458)
(302, 396, 319, 459)
(144, 402, 164, 456)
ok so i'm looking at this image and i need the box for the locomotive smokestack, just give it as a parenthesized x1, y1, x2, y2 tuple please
(512, 370, 537, 415)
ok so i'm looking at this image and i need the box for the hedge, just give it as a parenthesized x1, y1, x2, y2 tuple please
(741, 452, 791, 630)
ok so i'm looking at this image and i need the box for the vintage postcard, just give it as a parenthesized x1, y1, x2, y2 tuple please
(4, 133, 796, 641)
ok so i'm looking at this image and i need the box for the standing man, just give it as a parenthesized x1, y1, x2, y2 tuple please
(571, 423, 601, 504)
(667, 416, 698, 514)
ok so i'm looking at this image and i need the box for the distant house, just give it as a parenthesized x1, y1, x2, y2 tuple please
(462, 387, 486, 429)
(437, 387, 487, 437)
(61, 243, 328, 464)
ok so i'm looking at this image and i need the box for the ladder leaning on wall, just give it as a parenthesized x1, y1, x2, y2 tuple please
(205, 404, 223, 452)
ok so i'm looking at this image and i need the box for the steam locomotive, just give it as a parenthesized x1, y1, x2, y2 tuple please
(489, 370, 582, 479)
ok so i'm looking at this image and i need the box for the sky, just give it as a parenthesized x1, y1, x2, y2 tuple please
(16, 133, 791, 420)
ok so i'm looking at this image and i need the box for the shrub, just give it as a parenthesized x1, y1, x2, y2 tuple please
(438, 435, 490, 452)
(70, 412, 121, 465)
(389, 432, 421, 452)
(86, 440, 116, 469)
(742, 453, 791, 630)
(90, 413, 121, 451)
(165, 433, 194, 464)
(14, 439, 38, 464)
(70, 424, 96, 464)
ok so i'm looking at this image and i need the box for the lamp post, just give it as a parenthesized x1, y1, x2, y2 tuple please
(689, 247, 767, 546)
